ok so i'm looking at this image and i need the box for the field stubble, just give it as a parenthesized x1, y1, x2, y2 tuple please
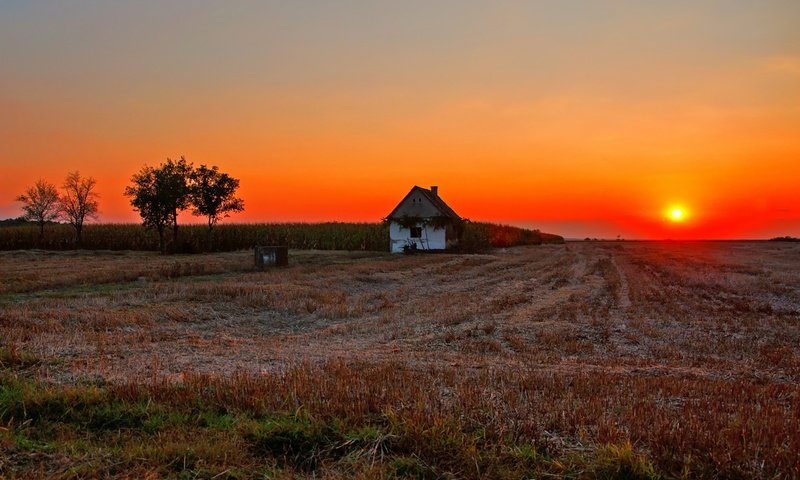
(1, 241, 799, 478)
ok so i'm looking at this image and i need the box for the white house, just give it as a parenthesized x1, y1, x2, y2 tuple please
(385, 185, 462, 253)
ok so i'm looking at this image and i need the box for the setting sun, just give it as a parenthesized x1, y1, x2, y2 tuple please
(671, 208, 685, 221)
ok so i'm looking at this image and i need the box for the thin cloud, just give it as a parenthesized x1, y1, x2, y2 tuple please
(764, 55, 800, 76)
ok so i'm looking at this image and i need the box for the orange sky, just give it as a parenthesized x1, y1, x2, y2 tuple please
(2, 1, 799, 239)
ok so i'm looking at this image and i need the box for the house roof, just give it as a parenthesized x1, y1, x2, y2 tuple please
(385, 185, 461, 220)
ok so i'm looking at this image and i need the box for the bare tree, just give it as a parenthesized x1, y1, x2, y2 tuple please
(16, 179, 61, 240)
(60, 171, 99, 246)
(189, 164, 244, 251)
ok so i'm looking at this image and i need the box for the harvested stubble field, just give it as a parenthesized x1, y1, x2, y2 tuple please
(1, 241, 798, 479)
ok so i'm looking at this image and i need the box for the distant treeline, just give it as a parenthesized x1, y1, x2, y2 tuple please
(0, 221, 562, 252)
(769, 236, 800, 242)
(0, 217, 52, 227)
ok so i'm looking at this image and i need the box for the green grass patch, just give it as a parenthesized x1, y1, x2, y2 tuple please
(0, 375, 671, 479)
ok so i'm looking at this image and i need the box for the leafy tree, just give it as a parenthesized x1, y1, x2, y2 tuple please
(16, 179, 61, 240)
(160, 157, 193, 245)
(60, 171, 99, 245)
(124, 157, 192, 254)
(125, 165, 169, 253)
(189, 164, 244, 250)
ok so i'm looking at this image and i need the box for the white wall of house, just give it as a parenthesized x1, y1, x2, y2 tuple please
(389, 222, 447, 253)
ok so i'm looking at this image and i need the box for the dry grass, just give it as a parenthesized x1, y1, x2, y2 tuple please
(1, 241, 799, 478)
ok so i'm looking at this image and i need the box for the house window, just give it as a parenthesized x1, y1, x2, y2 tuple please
(410, 226, 422, 238)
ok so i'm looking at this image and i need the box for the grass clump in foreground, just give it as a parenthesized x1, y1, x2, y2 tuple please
(1, 374, 662, 479)
(1, 359, 796, 478)
(0, 345, 40, 369)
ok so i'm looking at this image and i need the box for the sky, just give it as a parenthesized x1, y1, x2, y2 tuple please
(1, 1, 799, 239)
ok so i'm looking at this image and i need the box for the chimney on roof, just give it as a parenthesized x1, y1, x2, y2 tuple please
(431, 185, 438, 196)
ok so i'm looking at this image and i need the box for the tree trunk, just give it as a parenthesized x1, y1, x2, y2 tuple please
(75, 224, 83, 247)
(207, 217, 214, 252)
(39, 219, 45, 240)
(158, 226, 166, 255)
(172, 209, 179, 245)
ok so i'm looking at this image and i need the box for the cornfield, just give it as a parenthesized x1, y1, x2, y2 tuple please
(0, 222, 563, 252)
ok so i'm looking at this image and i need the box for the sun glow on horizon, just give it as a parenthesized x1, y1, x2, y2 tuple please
(667, 206, 687, 223)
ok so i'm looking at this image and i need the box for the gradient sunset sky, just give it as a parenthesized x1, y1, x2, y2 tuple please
(2, 1, 799, 239)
